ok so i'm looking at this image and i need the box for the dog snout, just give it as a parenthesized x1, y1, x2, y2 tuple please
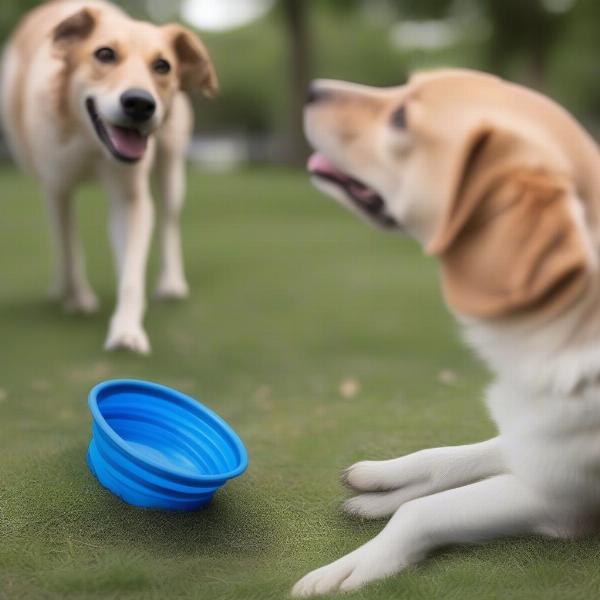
(305, 82, 331, 106)
(120, 88, 156, 122)
(306, 79, 385, 109)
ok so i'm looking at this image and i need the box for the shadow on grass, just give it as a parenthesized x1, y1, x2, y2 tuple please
(2, 444, 275, 560)
(0, 295, 112, 322)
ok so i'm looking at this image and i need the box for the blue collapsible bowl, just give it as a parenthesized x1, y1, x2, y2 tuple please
(87, 379, 248, 510)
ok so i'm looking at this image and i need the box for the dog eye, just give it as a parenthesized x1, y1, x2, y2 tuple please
(94, 47, 117, 64)
(391, 106, 407, 129)
(153, 59, 171, 75)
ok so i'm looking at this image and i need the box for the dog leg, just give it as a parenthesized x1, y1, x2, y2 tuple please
(154, 150, 189, 300)
(101, 171, 154, 354)
(292, 473, 555, 597)
(343, 437, 505, 518)
(44, 187, 99, 313)
(154, 93, 192, 300)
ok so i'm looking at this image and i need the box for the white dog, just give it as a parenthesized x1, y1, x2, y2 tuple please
(294, 69, 600, 595)
(1, 0, 217, 353)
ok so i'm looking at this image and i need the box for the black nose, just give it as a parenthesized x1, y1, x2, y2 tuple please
(305, 83, 330, 105)
(120, 88, 156, 122)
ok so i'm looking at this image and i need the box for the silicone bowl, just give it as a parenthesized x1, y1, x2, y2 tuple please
(87, 379, 248, 510)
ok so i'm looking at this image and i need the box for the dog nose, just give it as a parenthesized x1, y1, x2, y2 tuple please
(305, 83, 330, 105)
(120, 89, 156, 122)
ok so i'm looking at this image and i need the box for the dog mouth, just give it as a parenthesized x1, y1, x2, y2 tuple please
(307, 153, 399, 229)
(86, 98, 148, 163)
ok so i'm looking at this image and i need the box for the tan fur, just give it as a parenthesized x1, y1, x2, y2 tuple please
(296, 70, 600, 597)
(52, 8, 101, 138)
(427, 128, 589, 318)
(0, 0, 217, 353)
(304, 70, 600, 323)
(436, 168, 589, 318)
(164, 24, 219, 99)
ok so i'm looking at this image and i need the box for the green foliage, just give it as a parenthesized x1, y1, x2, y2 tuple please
(176, 0, 600, 133)
(0, 0, 39, 43)
(196, 16, 287, 133)
(195, 7, 414, 133)
(311, 8, 408, 85)
(479, 0, 568, 85)
(390, 0, 455, 19)
(547, 0, 600, 121)
(2, 1, 600, 142)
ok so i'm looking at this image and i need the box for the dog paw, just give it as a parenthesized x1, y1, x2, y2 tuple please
(342, 488, 413, 519)
(154, 277, 189, 301)
(62, 289, 100, 315)
(342, 456, 426, 492)
(342, 460, 396, 492)
(342, 461, 379, 491)
(291, 542, 405, 597)
(104, 323, 150, 354)
(48, 283, 100, 314)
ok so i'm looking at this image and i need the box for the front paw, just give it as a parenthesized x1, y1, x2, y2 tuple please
(154, 275, 189, 301)
(342, 488, 413, 520)
(342, 460, 397, 492)
(63, 288, 100, 314)
(342, 457, 431, 518)
(48, 284, 99, 314)
(292, 541, 405, 597)
(342, 454, 426, 493)
(104, 321, 150, 354)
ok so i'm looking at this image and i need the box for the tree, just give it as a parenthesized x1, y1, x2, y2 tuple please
(281, 0, 311, 165)
(480, 0, 572, 89)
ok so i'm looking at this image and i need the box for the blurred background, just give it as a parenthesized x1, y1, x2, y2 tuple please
(2, 0, 600, 169)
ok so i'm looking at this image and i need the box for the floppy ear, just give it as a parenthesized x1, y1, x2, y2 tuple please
(163, 25, 218, 98)
(427, 128, 590, 318)
(53, 8, 97, 48)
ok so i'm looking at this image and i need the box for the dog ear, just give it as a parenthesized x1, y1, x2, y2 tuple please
(426, 127, 590, 318)
(53, 8, 97, 48)
(163, 25, 218, 98)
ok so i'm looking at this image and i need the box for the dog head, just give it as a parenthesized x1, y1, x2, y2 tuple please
(304, 69, 596, 320)
(52, 7, 217, 164)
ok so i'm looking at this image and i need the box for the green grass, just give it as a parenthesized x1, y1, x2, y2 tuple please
(1, 165, 599, 600)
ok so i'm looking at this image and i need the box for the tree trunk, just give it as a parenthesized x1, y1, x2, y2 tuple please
(283, 0, 310, 165)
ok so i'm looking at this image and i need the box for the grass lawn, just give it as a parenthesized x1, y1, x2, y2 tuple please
(1, 165, 599, 600)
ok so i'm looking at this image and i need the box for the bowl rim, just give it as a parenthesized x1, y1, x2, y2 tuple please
(88, 379, 248, 483)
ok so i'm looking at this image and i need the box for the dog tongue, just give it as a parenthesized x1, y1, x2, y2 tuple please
(308, 152, 380, 203)
(307, 153, 351, 182)
(107, 125, 148, 160)
(349, 182, 380, 203)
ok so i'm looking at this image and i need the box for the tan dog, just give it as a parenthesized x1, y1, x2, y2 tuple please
(294, 69, 600, 595)
(1, 0, 217, 353)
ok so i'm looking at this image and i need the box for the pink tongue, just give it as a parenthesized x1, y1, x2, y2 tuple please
(349, 182, 379, 203)
(107, 125, 148, 160)
(308, 152, 379, 203)
(307, 153, 350, 182)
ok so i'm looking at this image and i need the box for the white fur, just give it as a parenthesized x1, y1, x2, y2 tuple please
(293, 287, 600, 596)
(294, 75, 600, 596)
